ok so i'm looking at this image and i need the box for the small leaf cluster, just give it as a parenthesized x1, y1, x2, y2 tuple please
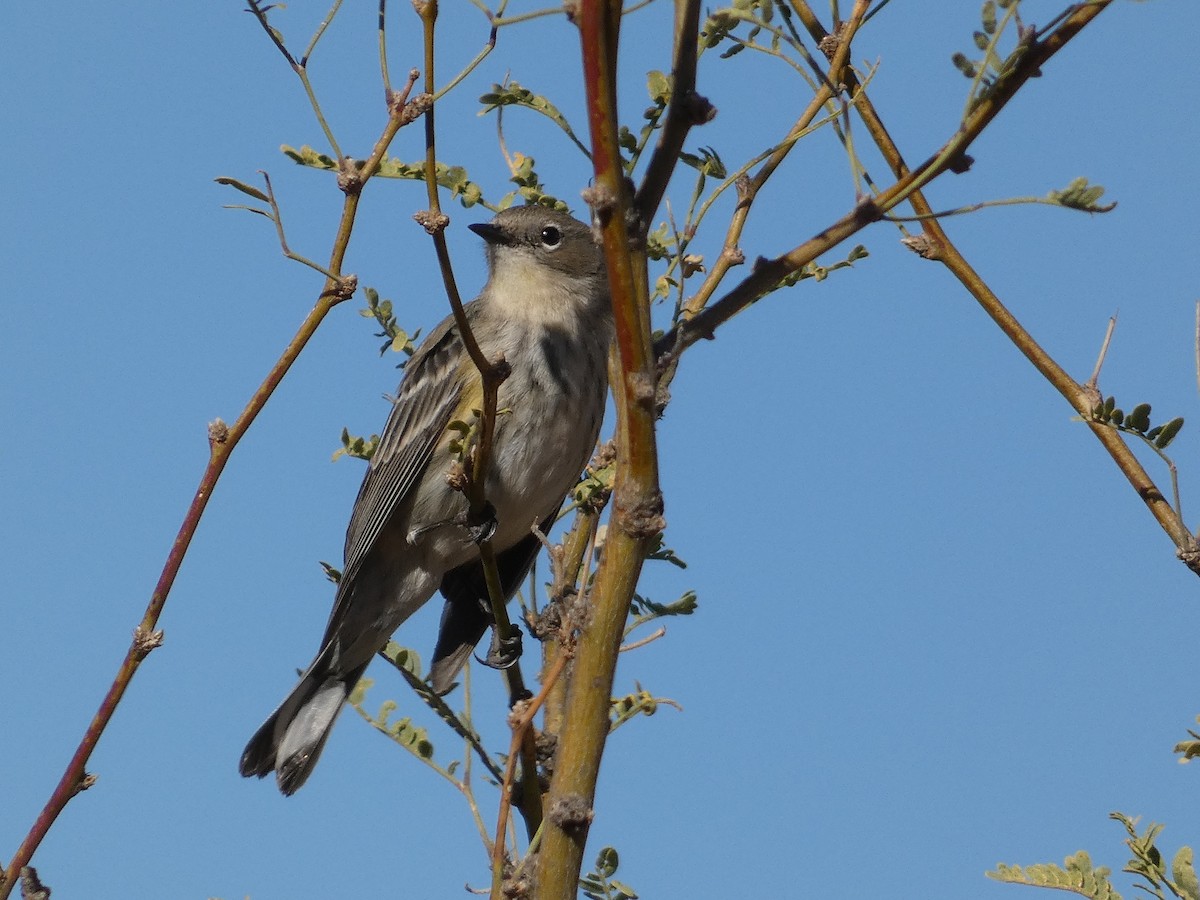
(478, 81, 573, 138)
(988, 850, 1119, 899)
(1092, 398, 1184, 450)
(645, 533, 688, 570)
(498, 154, 566, 211)
(1175, 716, 1200, 762)
(609, 684, 679, 733)
(989, 814, 1199, 900)
(630, 590, 698, 622)
(360, 287, 418, 360)
(646, 222, 702, 304)
(580, 847, 638, 900)
(951, 0, 1034, 111)
(617, 71, 670, 174)
(478, 80, 591, 162)
(701, 0, 777, 59)
(572, 457, 615, 511)
(282, 144, 488, 208)
(332, 427, 379, 462)
(1047, 177, 1117, 214)
(1113, 812, 1199, 900)
(446, 410, 484, 463)
(348, 677, 435, 761)
(776, 244, 869, 289)
(679, 145, 727, 180)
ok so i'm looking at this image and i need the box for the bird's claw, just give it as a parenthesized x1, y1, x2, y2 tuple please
(477, 624, 523, 671)
(465, 501, 498, 545)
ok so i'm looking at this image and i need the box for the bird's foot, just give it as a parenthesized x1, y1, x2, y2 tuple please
(477, 623, 523, 671)
(464, 501, 498, 544)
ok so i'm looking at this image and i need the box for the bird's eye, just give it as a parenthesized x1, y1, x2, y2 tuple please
(540, 225, 562, 248)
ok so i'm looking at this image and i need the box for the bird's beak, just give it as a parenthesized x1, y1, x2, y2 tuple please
(468, 222, 511, 245)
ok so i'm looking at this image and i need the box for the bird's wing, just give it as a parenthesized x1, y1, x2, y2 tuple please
(339, 313, 466, 586)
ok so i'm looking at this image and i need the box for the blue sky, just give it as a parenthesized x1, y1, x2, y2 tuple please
(4, 2, 1200, 898)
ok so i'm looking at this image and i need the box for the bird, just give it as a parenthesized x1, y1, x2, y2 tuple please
(239, 205, 612, 795)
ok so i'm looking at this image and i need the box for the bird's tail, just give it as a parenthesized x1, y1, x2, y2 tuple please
(239, 661, 368, 795)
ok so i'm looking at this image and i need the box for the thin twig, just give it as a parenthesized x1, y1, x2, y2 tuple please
(1193, 301, 1199, 399)
(301, 0, 346, 65)
(619, 627, 666, 652)
(246, 0, 345, 159)
(490, 652, 569, 899)
(795, 1, 1193, 560)
(1085, 315, 1118, 392)
(661, 1, 1111, 361)
(378, 0, 392, 96)
(412, 0, 542, 846)
(677, 0, 868, 325)
(634, 0, 704, 226)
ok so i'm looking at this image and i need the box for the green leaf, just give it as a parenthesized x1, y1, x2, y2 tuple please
(595, 847, 619, 878)
(952, 52, 978, 79)
(981, 0, 998, 34)
(1155, 417, 1184, 449)
(213, 176, 269, 202)
(1173, 847, 1199, 900)
(1126, 403, 1152, 434)
(281, 143, 338, 170)
(646, 70, 672, 104)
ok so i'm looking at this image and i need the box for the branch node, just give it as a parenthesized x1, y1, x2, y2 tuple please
(682, 90, 717, 125)
(18, 867, 51, 900)
(132, 625, 165, 660)
(947, 152, 975, 174)
(413, 209, 450, 235)
(501, 870, 533, 898)
(207, 418, 229, 446)
(399, 92, 434, 126)
(546, 794, 594, 833)
(324, 274, 358, 305)
(853, 196, 882, 224)
(387, 69, 423, 116)
(445, 460, 469, 493)
(337, 157, 364, 195)
(900, 233, 943, 261)
(818, 31, 841, 61)
(581, 183, 618, 219)
(72, 772, 97, 797)
(721, 246, 746, 267)
(735, 174, 753, 205)
(615, 489, 665, 540)
(626, 370, 656, 408)
(1177, 546, 1200, 576)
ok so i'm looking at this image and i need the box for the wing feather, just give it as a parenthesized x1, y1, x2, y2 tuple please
(339, 315, 465, 585)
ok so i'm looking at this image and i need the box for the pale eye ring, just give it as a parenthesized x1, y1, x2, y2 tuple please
(540, 225, 563, 248)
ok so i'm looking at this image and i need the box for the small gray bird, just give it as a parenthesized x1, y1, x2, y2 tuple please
(240, 206, 611, 795)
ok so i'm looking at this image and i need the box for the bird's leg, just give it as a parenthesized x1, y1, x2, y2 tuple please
(464, 500, 498, 545)
(477, 622, 523, 671)
(406, 501, 498, 545)
(467, 499, 520, 669)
